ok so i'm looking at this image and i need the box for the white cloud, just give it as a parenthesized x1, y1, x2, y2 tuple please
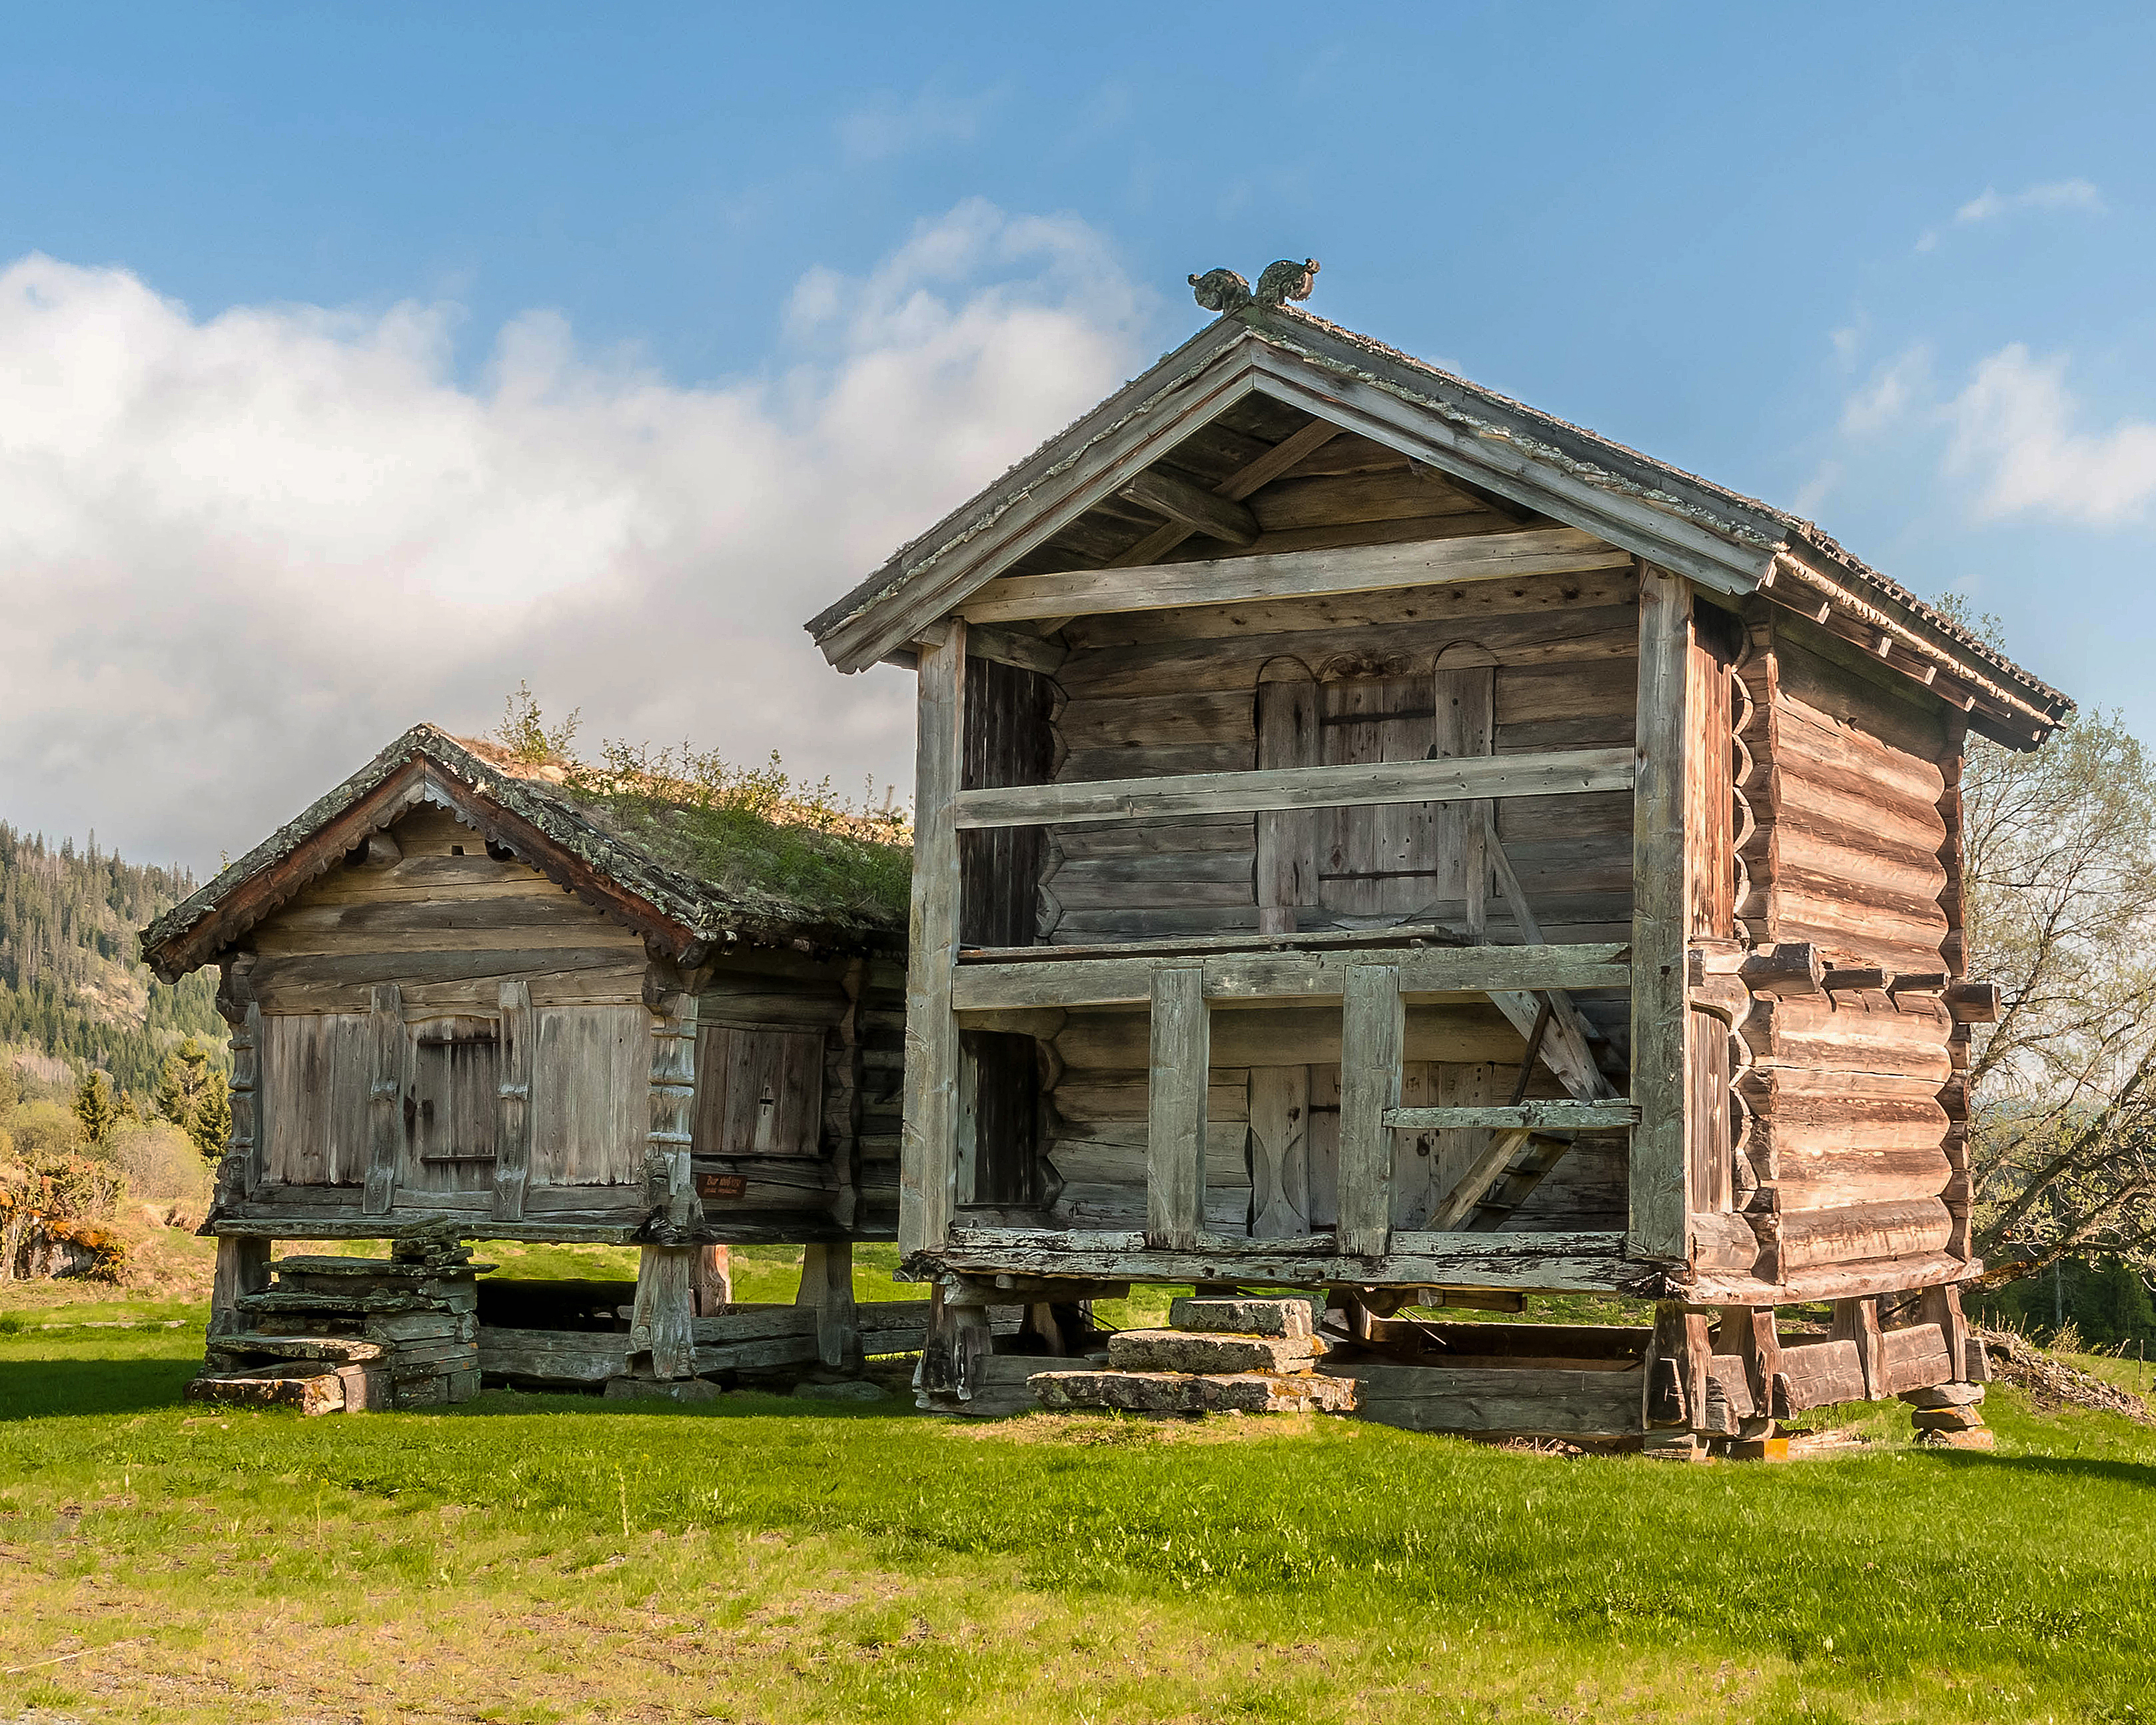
(1945, 343, 2156, 524)
(0, 201, 1153, 869)
(1841, 346, 1933, 436)
(836, 83, 1005, 164)
(1916, 178, 2106, 251)
(1955, 179, 2106, 226)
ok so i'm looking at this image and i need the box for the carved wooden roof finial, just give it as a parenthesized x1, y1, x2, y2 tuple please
(1188, 268, 1252, 313)
(1254, 259, 1321, 306)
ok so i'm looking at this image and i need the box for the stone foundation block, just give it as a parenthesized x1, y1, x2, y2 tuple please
(1901, 1382, 1985, 1409)
(1911, 1403, 1985, 1433)
(1029, 1369, 1356, 1415)
(1168, 1297, 1312, 1339)
(1107, 1330, 1319, 1374)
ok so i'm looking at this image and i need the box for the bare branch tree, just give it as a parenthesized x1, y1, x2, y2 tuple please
(1961, 706, 2156, 1283)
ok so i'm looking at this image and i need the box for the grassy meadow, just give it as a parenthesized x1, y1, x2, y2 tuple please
(0, 1247, 2151, 1724)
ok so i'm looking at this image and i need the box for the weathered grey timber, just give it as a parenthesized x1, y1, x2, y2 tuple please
(799, 257, 2063, 1446)
(141, 725, 910, 1401)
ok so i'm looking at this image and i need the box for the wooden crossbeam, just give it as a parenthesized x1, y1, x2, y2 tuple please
(959, 526, 1630, 624)
(954, 747, 1634, 829)
(1384, 1101, 1640, 1131)
(1105, 418, 1343, 572)
(1119, 468, 1258, 546)
(951, 942, 1629, 1012)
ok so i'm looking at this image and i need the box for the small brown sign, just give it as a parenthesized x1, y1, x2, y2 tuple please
(696, 1172, 748, 1201)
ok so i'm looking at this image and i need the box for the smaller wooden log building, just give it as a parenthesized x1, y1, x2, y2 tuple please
(805, 261, 2071, 1446)
(139, 726, 911, 1396)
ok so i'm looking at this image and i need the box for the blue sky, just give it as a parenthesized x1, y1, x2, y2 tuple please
(2, 4, 2152, 867)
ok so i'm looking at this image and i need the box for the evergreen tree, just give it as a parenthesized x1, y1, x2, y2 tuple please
(156, 1035, 213, 1129)
(73, 1069, 119, 1148)
(189, 1067, 231, 1159)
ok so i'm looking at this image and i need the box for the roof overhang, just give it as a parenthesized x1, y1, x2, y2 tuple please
(806, 304, 2073, 750)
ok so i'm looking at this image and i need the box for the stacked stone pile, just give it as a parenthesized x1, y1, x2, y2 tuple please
(189, 1234, 485, 1415)
(1030, 1296, 1356, 1415)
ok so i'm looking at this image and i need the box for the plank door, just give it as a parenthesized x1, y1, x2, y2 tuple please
(403, 1015, 500, 1194)
(696, 1027, 825, 1157)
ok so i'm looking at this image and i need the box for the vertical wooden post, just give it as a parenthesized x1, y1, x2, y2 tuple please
(1831, 1296, 1885, 1399)
(901, 619, 966, 1257)
(1255, 663, 1321, 936)
(1432, 655, 1494, 941)
(644, 955, 700, 1228)
(694, 1244, 733, 1315)
(215, 957, 263, 1209)
(1146, 964, 1210, 1251)
(1337, 964, 1403, 1259)
(630, 1245, 698, 1381)
(796, 1241, 861, 1372)
(1248, 1065, 1311, 1238)
(1721, 1304, 1783, 1421)
(492, 979, 533, 1222)
(1647, 1301, 1714, 1431)
(1630, 564, 1694, 1262)
(1920, 1282, 1973, 1382)
(208, 1235, 271, 1339)
(363, 983, 403, 1216)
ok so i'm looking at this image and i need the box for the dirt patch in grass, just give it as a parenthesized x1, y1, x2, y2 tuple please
(959, 1408, 1323, 1446)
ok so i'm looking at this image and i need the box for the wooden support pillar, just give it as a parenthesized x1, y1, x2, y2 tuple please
(1830, 1296, 1885, 1399)
(492, 979, 533, 1222)
(214, 958, 263, 1211)
(901, 618, 966, 1256)
(1629, 564, 1694, 1262)
(1145, 964, 1209, 1251)
(630, 1244, 698, 1381)
(1338, 964, 1403, 1259)
(915, 1284, 993, 1406)
(1920, 1282, 1973, 1381)
(209, 1235, 271, 1339)
(1718, 1304, 1782, 1433)
(694, 1244, 733, 1315)
(363, 982, 402, 1216)
(644, 957, 700, 1228)
(796, 1242, 861, 1372)
(1646, 1300, 1713, 1430)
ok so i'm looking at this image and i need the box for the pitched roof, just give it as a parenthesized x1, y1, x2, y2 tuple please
(806, 299, 2071, 744)
(139, 726, 908, 981)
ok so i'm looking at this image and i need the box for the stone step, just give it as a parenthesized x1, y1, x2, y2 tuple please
(1029, 1369, 1357, 1416)
(1107, 1329, 1321, 1375)
(207, 1334, 387, 1365)
(1169, 1297, 1313, 1339)
(187, 1367, 347, 1417)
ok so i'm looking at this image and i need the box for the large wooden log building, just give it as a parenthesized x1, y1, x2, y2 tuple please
(139, 726, 913, 1399)
(806, 261, 2071, 1446)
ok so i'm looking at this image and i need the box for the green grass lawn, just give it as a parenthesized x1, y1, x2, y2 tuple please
(0, 1299, 2150, 1724)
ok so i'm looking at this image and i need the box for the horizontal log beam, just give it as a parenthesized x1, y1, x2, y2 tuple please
(1384, 1101, 1640, 1131)
(954, 747, 1636, 830)
(937, 1226, 1652, 1295)
(952, 942, 1630, 1012)
(957, 526, 1631, 624)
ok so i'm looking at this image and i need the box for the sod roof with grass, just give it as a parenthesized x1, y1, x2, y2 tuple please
(139, 724, 911, 980)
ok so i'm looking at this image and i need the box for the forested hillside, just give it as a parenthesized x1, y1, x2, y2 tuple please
(0, 824, 226, 1095)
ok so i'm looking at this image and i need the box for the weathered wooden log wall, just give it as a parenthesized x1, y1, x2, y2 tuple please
(957, 422, 1640, 1243)
(1719, 608, 1969, 1283)
(690, 945, 903, 1238)
(243, 804, 651, 1222)
(226, 800, 901, 1241)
